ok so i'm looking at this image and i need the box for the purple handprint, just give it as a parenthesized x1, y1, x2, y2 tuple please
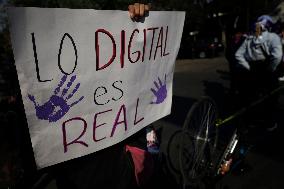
(28, 75, 84, 123)
(150, 75, 167, 104)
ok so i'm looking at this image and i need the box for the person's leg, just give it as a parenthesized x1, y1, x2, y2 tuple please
(263, 74, 279, 131)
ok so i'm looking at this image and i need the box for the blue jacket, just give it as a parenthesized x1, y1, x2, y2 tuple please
(235, 31, 282, 72)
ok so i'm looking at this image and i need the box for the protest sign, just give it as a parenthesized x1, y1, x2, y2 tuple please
(8, 7, 185, 168)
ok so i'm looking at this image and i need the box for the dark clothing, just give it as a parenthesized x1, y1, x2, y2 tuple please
(237, 60, 279, 102)
(52, 144, 136, 189)
(51, 129, 148, 189)
(226, 32, 247, 91)
(236, 60, 279, 130)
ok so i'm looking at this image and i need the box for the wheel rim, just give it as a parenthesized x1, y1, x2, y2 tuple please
(179, 97, 218, 183)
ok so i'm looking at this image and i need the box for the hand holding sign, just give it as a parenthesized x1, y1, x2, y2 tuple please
(128, 3, 150, 20)
(28, 75, 84, 122)
(150, 75, 167, 104)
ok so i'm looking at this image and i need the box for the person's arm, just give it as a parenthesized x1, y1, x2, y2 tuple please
(235, 39, 251, 70)
(128, 1, 151, 20)
(268, 33, 283, 72)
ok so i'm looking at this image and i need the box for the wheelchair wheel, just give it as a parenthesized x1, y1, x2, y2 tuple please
(179, 97, 219, 186)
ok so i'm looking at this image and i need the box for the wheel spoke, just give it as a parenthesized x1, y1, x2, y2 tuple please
(180, 97, 219, 181)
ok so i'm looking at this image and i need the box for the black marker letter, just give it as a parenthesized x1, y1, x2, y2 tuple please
(58, 33, 78, 75)
(31, 33, 52, 82)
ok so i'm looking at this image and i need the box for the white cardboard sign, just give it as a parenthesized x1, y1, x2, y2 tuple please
(8, 7, 185, 169)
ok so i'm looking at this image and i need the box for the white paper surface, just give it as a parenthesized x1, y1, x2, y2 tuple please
(8, 7, 185, 169)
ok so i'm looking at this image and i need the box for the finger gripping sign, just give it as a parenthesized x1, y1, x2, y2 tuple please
(8, 7, 185, 169)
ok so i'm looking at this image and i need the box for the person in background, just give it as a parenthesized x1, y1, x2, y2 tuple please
(235, 15, 282, 131)
(226, 30, 247, 94)
(235, 15, 282, 76)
